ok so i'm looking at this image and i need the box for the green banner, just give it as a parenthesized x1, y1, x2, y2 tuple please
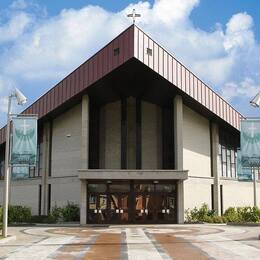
(12, 166, 29, 180)
(11, 117, 37, 167)
(241, 119, 260, 167)
(237, 150, 252, 181)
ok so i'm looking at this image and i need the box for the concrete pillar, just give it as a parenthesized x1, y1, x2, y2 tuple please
(41, 121, 51, 215)
(174, 95, 184, 223)
(80, 95, 89, 225)
(211, 122, 221, 215)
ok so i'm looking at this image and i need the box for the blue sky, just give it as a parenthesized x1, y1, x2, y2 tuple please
(0, 0, 260, 127)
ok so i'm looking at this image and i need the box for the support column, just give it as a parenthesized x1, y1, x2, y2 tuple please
(42, 121, 51, 215)
(174, 95, 184, 224)
(211, 123, 220, 215)
(80, 95, 89, 225)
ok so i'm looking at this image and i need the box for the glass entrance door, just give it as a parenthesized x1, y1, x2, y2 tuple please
(156, 193, 176, 223)
(109, 194, 129, 223)
(88, 193, 108, 224)
(87, 181, 177, 224)
(135, 194, 158, 223)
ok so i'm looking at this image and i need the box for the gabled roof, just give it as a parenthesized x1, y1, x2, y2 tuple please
(0, 25, 243, 145)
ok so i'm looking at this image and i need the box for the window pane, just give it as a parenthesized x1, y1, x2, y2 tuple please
(88, 184, 107, 192)
(156, 184, 176, 193)
(134, 184, 154, 192)
(231, 164, 235, 177)
(227, 157, 231, 177)
(231, 150, 235, 163)
(110, 184, 130, 192)
(222, 148, 226, 162)
(222, 163, 227, 177)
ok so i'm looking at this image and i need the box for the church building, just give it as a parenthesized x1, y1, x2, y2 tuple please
(0, 25, 259, 224)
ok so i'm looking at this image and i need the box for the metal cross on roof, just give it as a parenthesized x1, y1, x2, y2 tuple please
(127, 9, 141, 24)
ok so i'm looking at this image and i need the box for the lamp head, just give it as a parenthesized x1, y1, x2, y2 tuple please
(14, 88, 27, 105)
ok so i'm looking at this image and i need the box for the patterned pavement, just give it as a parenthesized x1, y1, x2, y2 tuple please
(1, 224, 260, 259)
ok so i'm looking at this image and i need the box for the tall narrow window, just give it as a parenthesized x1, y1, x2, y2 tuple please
(48, 184, 51, 214)
(211, 184, 214, 211)
(38, 184, 42, 216)
(220, 185, 223, 215)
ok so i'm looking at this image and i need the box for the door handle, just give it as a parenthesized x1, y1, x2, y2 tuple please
(98, 209, 102, 213)
(145, 209, 148, 214)
(162, 209, 165, 213)
(116, 209, 119, 213)
(166, 209, 170, 214)
(120, 209, 124, 213)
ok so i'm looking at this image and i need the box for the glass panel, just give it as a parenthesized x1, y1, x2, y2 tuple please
(227, 157, 231, 177)
(109, 184, 130, 192)
(231, 150, 235, 163)
(222, 163, 227, 177)
(110, 195, 119, 209)
(156, 184, 175, 193)
(134, 184, 154, 192)
(88, 184, 107, 192)
(231, 164, 235, 177)
(222, 148, 226, 162)
(99, 195, 107, 209)
(135, 195, 143, 210)
(121, 194, 128, 209)
(88, 194, 97, 209)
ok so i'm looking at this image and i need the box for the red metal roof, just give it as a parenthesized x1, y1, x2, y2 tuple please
(0, 25, 243, 145)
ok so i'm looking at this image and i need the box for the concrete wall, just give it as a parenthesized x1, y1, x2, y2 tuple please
(183, 105, 211, 178)
(142, 101, 162, 169)
(51, 104, 82, 177)
(184, 177, 213, 210)
(99, 101, 121, 169)
(9, 180, 41, 215)
(220, 179, 260, 210)
(50, 177, 81, 208)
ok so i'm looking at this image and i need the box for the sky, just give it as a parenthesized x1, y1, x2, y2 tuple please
(0, 0, 260, 127)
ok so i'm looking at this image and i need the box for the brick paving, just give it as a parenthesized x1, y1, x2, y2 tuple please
(0, 225, 260, 259)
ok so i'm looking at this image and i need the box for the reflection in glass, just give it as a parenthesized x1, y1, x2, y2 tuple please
(89, 194, 97, 209)
(156, 184, 175, 193)
(109, 184, 130, 192)
(88, 184, 106, 192)
(99, 195, 107, 209)
(134, 184, 154, 192)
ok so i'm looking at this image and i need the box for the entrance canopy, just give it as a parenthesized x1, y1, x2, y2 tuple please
(78, 169, 188, 180)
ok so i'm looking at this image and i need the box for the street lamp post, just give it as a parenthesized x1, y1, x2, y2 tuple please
(2, 88, 27, 238)
(250, 90, 260, 208)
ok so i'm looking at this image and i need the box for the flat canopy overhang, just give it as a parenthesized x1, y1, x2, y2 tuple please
(78, 169, 188, 180)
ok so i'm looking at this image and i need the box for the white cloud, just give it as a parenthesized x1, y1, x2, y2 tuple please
(10, 0, 27, 10)
(0, 12, 31, 43)
(0, 0, 259, 122)
(222, 78, 260, 101)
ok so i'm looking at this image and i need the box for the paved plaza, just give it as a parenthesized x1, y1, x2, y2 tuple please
(0, 224, 260, 259)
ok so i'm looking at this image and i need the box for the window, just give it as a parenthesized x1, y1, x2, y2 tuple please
(146, 48, 152, 56)
(218, 129, 239, 178)
(113, 48, 120, 56)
